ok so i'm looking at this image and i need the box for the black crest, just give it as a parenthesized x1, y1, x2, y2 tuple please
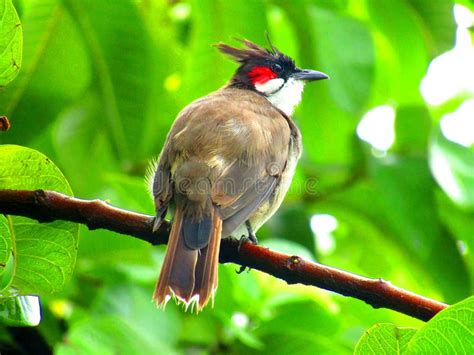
(216, 39, 293, 66)
(215, 39, 296, 88)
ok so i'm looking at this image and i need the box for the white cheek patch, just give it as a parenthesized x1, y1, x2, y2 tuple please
(267, 78, 305, 116)
(255, 78, 285, 95)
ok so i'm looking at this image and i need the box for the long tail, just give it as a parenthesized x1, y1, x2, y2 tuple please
(153, 207, 222, 312)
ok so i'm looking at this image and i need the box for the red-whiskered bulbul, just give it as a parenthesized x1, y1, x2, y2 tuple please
(151, 39, 328, 311)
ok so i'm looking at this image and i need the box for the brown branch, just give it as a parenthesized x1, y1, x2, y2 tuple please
(0, 189, 447, 321)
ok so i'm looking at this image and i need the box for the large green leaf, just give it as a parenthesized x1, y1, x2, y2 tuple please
(309, 7, 374, 114)
(407, 296, 474, 353)
(250, 298, 349, 354)
(0, 216, 12, 290)
(56, 283, 180, 354)
(64, 0, 154, 163)
(56, 316, 170, 355)
(436, 191, 474, 289)
(367, 0, 429, 104)
(52, 94, 120, 198)
(0, 0, 22, 87)
(354, 323, 416, 354)
(0, 0, 60, 114)
(408, 0, 456, 56)
(0, 0, 91, 146)
(369, 155, 469, 301)
(394, 105, 431, 154)
(0, 145, 79, 295)
(355, 297, 474, 354)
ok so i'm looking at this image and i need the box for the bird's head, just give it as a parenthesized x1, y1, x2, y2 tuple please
(216, 39, 328, 116)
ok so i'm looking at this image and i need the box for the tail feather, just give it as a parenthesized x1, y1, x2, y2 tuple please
(153, 208, 197, 306)
(192, 212, 222, 308)
(168, 235, 198, 301)
(153, 207, 222, 312)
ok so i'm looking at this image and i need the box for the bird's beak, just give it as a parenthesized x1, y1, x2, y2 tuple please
(293, 69, 329, 81)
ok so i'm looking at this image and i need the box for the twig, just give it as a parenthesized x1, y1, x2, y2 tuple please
(0, 116, 11, 131)
(0, 189, 448, 321)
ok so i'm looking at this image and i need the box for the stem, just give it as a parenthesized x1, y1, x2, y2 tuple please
(0, 189, 448, 321)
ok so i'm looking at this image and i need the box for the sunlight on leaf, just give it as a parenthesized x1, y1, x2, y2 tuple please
(430, 124, 474, 209)
(0, 295, 41, 326)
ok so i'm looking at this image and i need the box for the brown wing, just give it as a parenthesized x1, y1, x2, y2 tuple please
(155, 87, 291, 235)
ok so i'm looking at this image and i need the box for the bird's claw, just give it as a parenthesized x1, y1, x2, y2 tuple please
(236, 265, 248, 274)
(151, 216, 163, 233)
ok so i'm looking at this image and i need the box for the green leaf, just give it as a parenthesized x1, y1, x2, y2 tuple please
(0, 0, 91, 146)
(0, 0, 22, 86)
(369, 155, 469, 301)
(56, 316, 172, 355)
(368, 0, 429, 104)
(436, 191, 474, 290)
(394, 105, 431, 154)
(408, 0, 456, 56)
(0, 295, 41, 326)
(407, 296, 474, 353)
(253, 298, 348, 354)
(64, 0, 154, 163)
(52, 94, 120, 197)
(0, 0, 60, 115)
(355, 297, 474, 354)
(57, 283, 180, 354)
(92, 283, 181, 349)
(0, 145, 79, 295)
(309, 7, 374, 113)
(354, 323, 416, 354)
(0, 215, 13, 290)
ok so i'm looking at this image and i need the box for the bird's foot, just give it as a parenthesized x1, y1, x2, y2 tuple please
(236, 229, 258, 274)
(237, 234, 257, 252)
(245, 220, 258, 244)
(247, 232, 258, 244)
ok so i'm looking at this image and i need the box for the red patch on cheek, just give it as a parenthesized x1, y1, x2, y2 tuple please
(248, 66, 278, 85)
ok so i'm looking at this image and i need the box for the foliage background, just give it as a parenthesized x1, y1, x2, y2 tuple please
(1, 0, 473, 353)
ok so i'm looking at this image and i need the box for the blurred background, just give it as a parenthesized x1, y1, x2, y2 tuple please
(1, 0, 473, 353)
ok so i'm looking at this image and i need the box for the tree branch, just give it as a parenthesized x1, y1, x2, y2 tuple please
(0, 189, 447, 321)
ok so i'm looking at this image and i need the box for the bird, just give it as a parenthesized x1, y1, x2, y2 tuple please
(150, 39, 328, 312)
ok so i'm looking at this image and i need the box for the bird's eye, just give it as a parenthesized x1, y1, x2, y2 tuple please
(271, 63, 283, 73)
